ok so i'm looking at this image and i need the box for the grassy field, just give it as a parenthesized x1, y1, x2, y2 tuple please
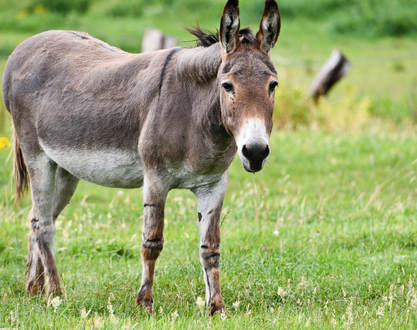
(1, 125, 417, 328)
(1, 0, 417, 328)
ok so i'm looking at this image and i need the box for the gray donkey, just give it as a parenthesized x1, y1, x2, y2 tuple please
(2, 0, 281, 314)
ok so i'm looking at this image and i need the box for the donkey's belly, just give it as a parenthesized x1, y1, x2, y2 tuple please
(40, 143, 144, 188)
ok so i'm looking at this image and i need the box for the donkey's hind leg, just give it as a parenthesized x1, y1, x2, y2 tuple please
(24, 153, 62, 296)
(26, 208, 46, 295)
(26, 166, 79, 295)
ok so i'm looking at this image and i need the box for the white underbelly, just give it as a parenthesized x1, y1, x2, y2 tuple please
(40, 142, 144, 188)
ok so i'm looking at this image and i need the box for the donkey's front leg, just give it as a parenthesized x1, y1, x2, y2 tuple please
(192, 173, 228, 315)
(136, 173, 168, 313)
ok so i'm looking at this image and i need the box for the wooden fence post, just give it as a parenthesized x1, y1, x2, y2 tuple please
(141, 28, 177, 53)
(309, 49, 351, 103)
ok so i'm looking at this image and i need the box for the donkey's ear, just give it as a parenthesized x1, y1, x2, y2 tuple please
(256, 0, 281, 55)
(219, 0, 240, 55)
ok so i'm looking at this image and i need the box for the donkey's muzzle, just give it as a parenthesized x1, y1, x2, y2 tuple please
(241, 143, 270, 173)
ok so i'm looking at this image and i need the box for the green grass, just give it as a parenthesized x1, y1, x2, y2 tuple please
(1, 125, 417, 328)
(1, 0, 417, 327)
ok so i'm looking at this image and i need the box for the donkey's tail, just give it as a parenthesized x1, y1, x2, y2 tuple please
(12, 129, 29, 204)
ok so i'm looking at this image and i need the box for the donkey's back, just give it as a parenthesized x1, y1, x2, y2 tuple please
(3, 30, 177, 188)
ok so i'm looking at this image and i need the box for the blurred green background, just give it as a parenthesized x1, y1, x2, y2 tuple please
(0, 0, 417, 131)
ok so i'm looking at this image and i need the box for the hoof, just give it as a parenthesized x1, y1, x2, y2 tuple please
(136, 297, 154, 313)
(47, 285, 62, 298)
(210, 301, 225, 316)
(26, 282, 45, 296)
(48, 289, 62, 297)
(136, 288, 154, 313)
(26, 276, 46, 296)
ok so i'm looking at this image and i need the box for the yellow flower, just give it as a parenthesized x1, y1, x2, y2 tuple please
(0, 137, 11, 150)
(16, 10, 28, 20)
(34, 4, 45, 14)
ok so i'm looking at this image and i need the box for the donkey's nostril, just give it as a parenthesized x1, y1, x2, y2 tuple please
(242, 145, 250, 159)
(263, 144, 270, 158)
(242, 143, 270, 161)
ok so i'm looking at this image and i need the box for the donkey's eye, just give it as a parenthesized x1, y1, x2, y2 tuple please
(222, 82, 234, 92)
(269, 81, 278, 94)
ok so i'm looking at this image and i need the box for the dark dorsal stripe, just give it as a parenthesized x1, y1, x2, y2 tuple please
(158, 47, 183, 97)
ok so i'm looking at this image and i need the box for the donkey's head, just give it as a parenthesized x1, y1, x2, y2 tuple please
(219, 0, 280, 173)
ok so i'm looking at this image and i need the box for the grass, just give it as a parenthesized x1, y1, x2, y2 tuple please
(1, 124, 417, 328)
(1, 0, 417, 328)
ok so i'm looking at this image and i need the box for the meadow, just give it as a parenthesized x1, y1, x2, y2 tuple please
(1, 0, 417, 328)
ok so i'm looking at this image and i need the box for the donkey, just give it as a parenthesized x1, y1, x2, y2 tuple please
(2, 0, 280, 314)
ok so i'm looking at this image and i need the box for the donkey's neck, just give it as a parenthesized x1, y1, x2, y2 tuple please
(176, 43, 235, 155)
(177, 43, 222, 84)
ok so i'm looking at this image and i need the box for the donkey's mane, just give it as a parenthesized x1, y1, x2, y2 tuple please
(185, 23, 257, 48)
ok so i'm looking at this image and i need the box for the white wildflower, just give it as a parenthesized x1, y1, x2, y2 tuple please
(274, 230, 279, 237)
(342, 289, 347, 298)
(93, 312, 104, 329)
(110, 313, 118, 325)
(376, 305, 384, 318)
(233, 300, 240, 311)
(196, 296, 205, 314)
(399, 285, 404, 296)
(278, 287, 286, 298)
(171, 310, 179, 322)
(411, 298, 417, 314)
(9, 310, 16, 324)
(389, 284, 394, 308)
(219, 310, 227, 321)
(298, 276, 307, 290)
(50, 296, 62, 313)
(80, 308, 91, 319)
(121, 318, 132, 330)
(108, 297, 118, 325)
(345, 297, 353, 327)
(245, 304, 251, 316)
(107, 297, 114, 314)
